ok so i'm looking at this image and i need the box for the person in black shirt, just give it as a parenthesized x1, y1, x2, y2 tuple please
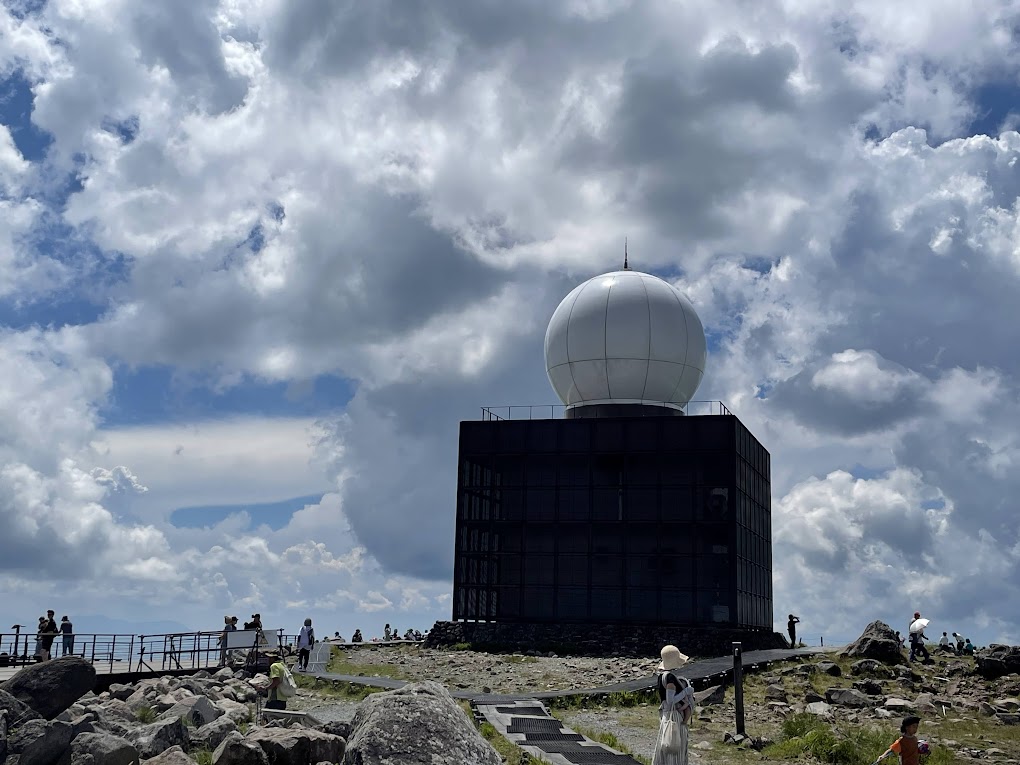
(787, 614, 801, 648)
(59, 616, 74, 656)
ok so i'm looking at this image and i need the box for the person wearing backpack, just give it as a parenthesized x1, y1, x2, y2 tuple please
(266, 654, 297, 709)
(652, 644, 695, 765)
(297, 618, 315, 671)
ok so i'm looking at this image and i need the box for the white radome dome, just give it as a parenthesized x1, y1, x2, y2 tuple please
(544, 270, 707, 410)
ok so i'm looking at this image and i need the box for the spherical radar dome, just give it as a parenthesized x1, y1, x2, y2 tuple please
(544, 270, 707, 410)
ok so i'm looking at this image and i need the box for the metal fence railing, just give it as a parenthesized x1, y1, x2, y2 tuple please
(1, 629, 304, 674)
(480, 400, 732, 421)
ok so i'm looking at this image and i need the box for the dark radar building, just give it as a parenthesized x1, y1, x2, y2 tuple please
(428, 265, 784, 656)
(454, 411, 772, 629)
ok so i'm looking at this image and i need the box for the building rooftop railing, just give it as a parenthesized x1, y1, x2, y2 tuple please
(480, 401, 731, 421)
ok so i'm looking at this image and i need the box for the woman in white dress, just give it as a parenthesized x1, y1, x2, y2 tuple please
(652, 644, 695, 765)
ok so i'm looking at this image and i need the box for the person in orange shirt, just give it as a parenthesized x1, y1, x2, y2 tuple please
(873, 715, 930, 765)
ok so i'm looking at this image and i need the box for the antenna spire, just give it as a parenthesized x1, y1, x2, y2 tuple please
(624, 238, 630, 270)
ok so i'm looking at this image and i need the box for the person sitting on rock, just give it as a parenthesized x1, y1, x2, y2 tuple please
(963, 638, 975, 655)
(937, 632, 953, 653)
(953, 632, 964, 654)
(352, 629, 363, 643)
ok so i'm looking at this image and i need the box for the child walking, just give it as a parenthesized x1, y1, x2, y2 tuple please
(872, 715, 930, 765)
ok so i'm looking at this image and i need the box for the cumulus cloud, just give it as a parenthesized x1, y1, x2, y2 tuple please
(1, 0, 1020, 643)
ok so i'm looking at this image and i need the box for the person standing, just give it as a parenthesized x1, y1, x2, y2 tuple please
(59, 616, 74, 656)
(872, 715, 926, 765)
(952, 632, 964, 654)
(652, 644, 694, 765)
(33, 616, 46, 661)
(40, 610, 58, 661)
(296, 618, 315, 671)
(908, 612, 930, 663)
(787, 614, 801, 648)
(266, 654, 289, 710)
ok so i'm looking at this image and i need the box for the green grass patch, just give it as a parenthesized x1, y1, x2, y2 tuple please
(547, 689, 657, 711)
(764, 714, 955, 765)
(294, 671, 385, 700)
(325, 646, 407, 679)
(135, 705, 156, 723)
(192, 750, 213, 765)
(450, 642, 474, 651)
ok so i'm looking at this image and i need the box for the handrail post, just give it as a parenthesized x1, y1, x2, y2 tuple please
(110, 635, 116, 673)
(733, 642, 745, 736)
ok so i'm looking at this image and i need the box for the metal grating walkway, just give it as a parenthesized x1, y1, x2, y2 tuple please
(476, 699, 642, 765)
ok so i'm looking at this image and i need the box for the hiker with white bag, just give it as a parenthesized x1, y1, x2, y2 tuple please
(652, 644, 695, 765)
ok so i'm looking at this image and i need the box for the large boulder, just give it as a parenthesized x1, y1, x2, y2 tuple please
(1, 688, 42, 727)
(976, 644, 1020, 679)
(841, 621, 904, 664)
(344, 682, 500, 765)
(142, 744, 195, 764)
(5, 719, 73, 765)
(213, 700, 251, 725)
(0, 657, 97, 720)
(213, 731, 268, 765)
(824, 687, 874, 708)
(70, 732, 139, 765)
(247, 727, 346, 765)
(127, 717, 190, 759)
(161, 695, 222, 727)
(190, 716, 238, 752)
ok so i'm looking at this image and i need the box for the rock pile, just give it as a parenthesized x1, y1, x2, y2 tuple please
(0, 659, 500, 765)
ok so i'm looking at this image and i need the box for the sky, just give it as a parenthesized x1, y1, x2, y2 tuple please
(1, 0, 1019, 649)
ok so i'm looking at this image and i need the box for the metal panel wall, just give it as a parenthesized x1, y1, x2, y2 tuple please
(452, 414, 772, 629)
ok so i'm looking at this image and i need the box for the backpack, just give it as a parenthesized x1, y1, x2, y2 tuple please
(278, 665, 298, 697)
(659, 672, 695, 723)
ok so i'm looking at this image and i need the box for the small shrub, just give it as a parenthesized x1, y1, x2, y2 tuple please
(135, 706, 156, 723)
(450, 642, 473, 651)
(192, 750, 213, 765)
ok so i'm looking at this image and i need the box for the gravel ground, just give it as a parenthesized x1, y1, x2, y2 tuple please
(340, 644, 658, 694)
(286, 689, 361, 724)
(557, 709, 660, 762)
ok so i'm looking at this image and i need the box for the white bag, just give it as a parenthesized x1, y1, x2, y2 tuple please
(279, 666, 298, 697)
(658, 712, 683, 754)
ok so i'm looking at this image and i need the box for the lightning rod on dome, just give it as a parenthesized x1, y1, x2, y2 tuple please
(623, 237, 629, 270)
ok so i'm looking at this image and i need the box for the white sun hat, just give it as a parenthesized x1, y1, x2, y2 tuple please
(657, 644, 690, 671)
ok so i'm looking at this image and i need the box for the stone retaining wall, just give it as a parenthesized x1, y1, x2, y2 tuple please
(425, 621, 788, 657)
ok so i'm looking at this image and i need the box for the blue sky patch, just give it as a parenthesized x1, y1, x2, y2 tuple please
(171, 492, 325, 530)
(969, 80, 1020, 136)
(0, 69, 52, 161)
(102, 365, 356, 427)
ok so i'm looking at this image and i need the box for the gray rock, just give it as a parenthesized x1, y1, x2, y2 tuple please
(805, 701, 832, 716)
(190, 716, 237, 752)
(851, 659, 890, 677)
(825, 688, 873, 708)
(1, 688, 42, 727)
(976, 644, 1020, 679)
(100, 699, 137, 721)
(694, 685, 725, 706)
(841, 621, 904, 664)
(817, 661, 842, 677)
(71, 732, 139, 765)
(212, 732, 268, 765)
(7, 719, 73, 765)
(765, 684, 788, 703)
(212, 700, 250, 725)
(142, 744, 194, 764)
(0, 658, 97, 720)
(128, 717, 190, 759)
(853, 679, 883, 695)
(68, 716, 95, 738)
(884, 698, 913, 710)
(161, 696, 222, 728)
(108, 685, 135, 702)
(345, 681, 498, 765)
(212, 668, 234, 681)
(996, 713, 1020, 725)
(804, 690, 824, 703)
(246, 727, 345, 765)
